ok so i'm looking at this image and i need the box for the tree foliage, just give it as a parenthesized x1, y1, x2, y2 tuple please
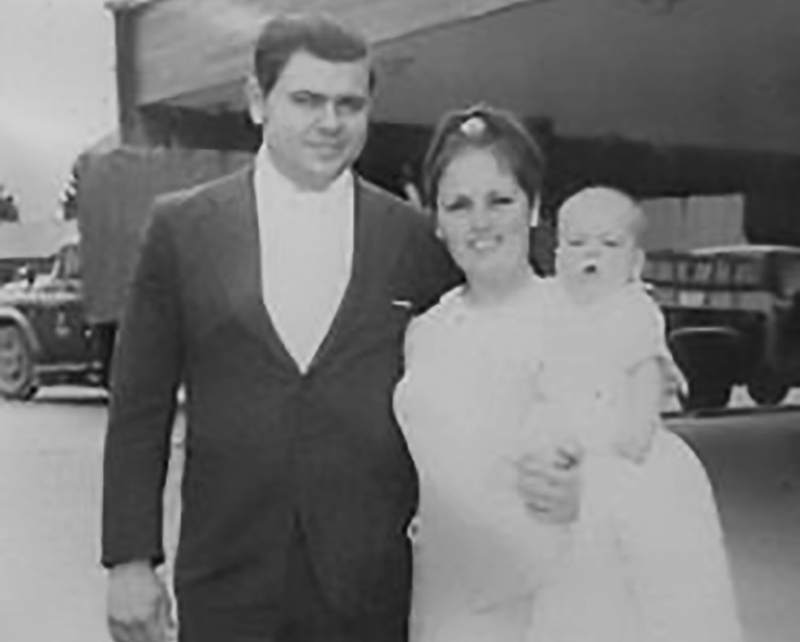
(60, 166, 79, 221)
(0, 184, 20, 222)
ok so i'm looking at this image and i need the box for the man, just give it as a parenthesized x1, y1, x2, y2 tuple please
(103, 13, 581, 642)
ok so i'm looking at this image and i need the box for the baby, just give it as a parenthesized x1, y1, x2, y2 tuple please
(517, 186, 676, 475)
(518, 187, 741, 642)
(549, 186, 670, 462)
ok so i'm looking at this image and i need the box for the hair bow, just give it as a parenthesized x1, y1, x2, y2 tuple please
(459, 115, 487, 138)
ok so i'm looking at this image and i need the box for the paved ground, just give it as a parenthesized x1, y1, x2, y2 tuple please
(0, 386, 798, 641)
(674, 399, 800, 642)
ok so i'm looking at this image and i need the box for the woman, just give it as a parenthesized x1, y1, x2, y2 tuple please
(393, 105, 742, 642)
(394, 104, 557, 642)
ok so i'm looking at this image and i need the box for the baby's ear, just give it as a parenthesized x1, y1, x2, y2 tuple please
(553, 246, 566, 275)
(631, 247, 645, 280)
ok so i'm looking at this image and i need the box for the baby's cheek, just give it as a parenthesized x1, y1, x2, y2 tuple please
(558, 254, 581, 280)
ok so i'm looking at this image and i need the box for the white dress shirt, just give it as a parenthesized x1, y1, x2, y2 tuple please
(253, 146, 354, 372)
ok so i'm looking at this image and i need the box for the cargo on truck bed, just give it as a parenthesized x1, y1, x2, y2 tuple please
(0, 146, 251, 400)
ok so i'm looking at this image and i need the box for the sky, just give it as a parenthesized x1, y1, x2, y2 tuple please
(0, 0, 117, 222)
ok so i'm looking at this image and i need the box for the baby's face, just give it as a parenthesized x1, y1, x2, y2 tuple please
(556, 203, 642, 303)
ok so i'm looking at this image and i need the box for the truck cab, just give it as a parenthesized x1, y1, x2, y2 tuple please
(0, 238, 108, 400)
(644, 244, 800, 410)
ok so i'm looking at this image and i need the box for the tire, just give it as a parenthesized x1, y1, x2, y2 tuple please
(669, 327, 739, 412)
(679, 380, 732, 411)
(0, 325, 38, 400)
(747, 371, 789, 406)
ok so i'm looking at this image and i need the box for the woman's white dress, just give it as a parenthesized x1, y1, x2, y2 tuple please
(393, 277, 743, 642)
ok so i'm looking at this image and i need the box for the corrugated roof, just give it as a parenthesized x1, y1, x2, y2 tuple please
(115, 0, 800, 155)
(128, 0, 540, 106)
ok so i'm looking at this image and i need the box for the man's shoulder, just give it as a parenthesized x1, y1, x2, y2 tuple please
(410, 285, 464, 329)
(356, 177, 431, 229)
(152, 164, 252, 224)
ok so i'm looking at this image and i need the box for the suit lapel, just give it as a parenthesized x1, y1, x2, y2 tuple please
(308, 179, 392, 370)
(200, 171, 399, 375)
(200, 166, 298, 372)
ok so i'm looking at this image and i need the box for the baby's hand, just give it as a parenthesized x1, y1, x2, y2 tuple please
(614, 435, 650, 464)
(614, 418, 657, 464)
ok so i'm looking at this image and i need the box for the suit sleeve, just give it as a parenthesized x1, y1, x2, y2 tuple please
(407, 217, 463, 314)
(101, 203, 184, 568)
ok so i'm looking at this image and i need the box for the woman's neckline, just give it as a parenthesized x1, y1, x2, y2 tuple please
(457, 267, 542, 311)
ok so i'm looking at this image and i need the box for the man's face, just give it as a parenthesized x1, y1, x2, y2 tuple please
(251, 50, 372, 190)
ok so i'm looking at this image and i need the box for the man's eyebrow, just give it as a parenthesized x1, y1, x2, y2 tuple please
(289, 89, 366, 100)
(289, 89, 324, 98)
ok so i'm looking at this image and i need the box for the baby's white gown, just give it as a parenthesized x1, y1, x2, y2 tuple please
(393, 277, 743, 642)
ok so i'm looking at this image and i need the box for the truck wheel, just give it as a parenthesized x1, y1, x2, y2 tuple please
(747, 373, 789, 406)
(0, 325, 38, 400)
(680, 381, 731, 411)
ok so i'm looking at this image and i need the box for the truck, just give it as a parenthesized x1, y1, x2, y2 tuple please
(643, 245, 800, 410)
(0, 236, 107, 399)
(3, 144, 798, 409)
(0, 145, 250, 400)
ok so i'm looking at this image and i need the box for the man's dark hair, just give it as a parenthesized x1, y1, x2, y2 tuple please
(253, 13, 375, 96)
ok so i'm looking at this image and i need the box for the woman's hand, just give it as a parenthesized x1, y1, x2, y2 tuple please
(515, 440, 583, 525)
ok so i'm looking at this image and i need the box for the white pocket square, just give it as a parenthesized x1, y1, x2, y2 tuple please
(391, 299, 413, 310)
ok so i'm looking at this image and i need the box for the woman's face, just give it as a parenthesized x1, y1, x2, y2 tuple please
(435, 147, 532, 287)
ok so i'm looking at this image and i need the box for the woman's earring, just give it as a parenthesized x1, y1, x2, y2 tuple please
(434, 227, 445, 240)
(530, 194, 541, 228)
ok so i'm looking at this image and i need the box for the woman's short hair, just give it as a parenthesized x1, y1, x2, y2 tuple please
(421, 104, 545, 211)
(253, 13, 375, 96)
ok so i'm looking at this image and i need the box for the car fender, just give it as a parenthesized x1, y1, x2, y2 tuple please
(668, 325, 743, 344)
(668, 325, 745, 359)
(0, 306, 42, 356)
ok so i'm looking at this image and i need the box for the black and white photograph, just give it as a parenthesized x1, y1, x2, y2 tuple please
(1, 1, 799, 641)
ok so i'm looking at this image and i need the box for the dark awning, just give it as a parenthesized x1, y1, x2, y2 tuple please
(109, 0, 800, 156)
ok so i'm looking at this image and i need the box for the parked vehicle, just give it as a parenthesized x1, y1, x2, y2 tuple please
(0, 146, 250, 400)
(644, 245, 800, 410)
(0, 239, 109, 399)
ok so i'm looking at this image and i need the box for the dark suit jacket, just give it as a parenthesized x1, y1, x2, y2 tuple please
(101, 166, 458, 619)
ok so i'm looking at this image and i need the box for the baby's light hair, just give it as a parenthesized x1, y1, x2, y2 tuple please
(558, 186, 645, 244)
